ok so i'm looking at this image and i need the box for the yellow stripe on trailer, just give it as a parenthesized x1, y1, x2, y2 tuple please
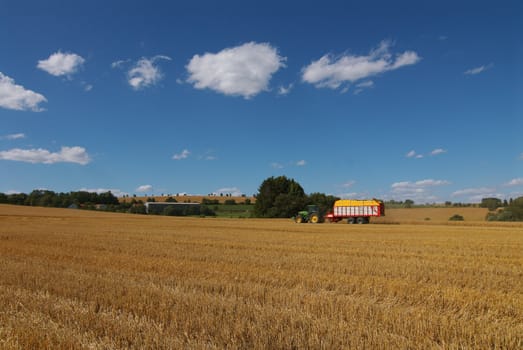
(334, 199, 381, 207)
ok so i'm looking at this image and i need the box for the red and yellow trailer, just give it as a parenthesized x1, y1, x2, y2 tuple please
(325, 199, 384, 224)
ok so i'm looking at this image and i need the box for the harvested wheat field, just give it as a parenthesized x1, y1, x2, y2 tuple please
(373, 207, 490, 223)
(0, 204, 522, 349)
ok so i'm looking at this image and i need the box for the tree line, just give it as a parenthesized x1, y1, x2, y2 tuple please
(3, 181, 522, 221)
(485, 197, 523, 221)
(0, 190, 119, 208)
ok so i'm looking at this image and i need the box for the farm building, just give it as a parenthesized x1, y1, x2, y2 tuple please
(144, 202, 200, 215)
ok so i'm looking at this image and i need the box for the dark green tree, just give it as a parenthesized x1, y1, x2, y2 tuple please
(480, 197, 502, 211)
(27, 190, 56, 207)
(98, 191, 119, 205)
(6, 193, 27, 205)
(254, 176, 306, 218)
(307, 192, 339, 216)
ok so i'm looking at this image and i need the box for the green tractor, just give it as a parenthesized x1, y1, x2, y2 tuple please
(294, 205, 322, 223)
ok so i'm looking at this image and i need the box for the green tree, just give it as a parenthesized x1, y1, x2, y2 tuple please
(254, 176, 306, 218)
(7, 193, 27, 205)
(98, 191, 119, 205)
(27, 190, 57, 207)
(307, 192, 339, 215)
(480, 197, 502, 211)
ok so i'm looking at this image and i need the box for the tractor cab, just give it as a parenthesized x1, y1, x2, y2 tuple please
(307, 205, 319, 214)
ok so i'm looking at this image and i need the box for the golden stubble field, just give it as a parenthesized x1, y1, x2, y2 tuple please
(0, 204, 522, 349)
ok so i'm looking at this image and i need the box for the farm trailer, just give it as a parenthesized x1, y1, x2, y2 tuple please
(325, 199, 385, 224)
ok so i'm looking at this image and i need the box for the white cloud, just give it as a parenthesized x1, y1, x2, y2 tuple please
(353, 80, 374, 95)
(391, 51, 420, 69)
(451, 187, 503, 202)
(342, 180, 356, 188)
(196, 150, 217, 161)
(0, 72, 47, 112)
(431, 148, 447, 156)
(127, 55, 171, 90)
(199, 154, 217, 161)
(136, 185, 153, 193)
(505, 178, 523, 187)
(37, 51, 85, 77)
(296, 160, 306, 166)
(278, 83, 293, 95)
(356, 80, 374, 88)
(391, 179, 450, 202)
(2, 133, 26, 140)
(464, 63, 493, 75)
(406, 150, 423, 158)
(213, 187, 242, 196)
(451, 187, 495, 197)
(111, 59, 130, 69)
(414, 179, 450, 187)
(302, 40, 420, 90)
(0, 146, 90, 165)
(186, 42, 286, 99)
(173, 149, 190, 160)
(271, 162, 284, 169)
(407, 148, 446, 158)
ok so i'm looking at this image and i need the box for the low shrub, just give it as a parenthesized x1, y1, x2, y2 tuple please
(449, 214, 464, 221)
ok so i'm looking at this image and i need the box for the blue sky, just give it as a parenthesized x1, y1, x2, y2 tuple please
(1, 0, 522, 203)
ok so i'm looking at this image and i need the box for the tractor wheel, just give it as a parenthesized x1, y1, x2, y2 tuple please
(295, 216, 303, 223)
(309, 214, 319, 223)
(347, 217, 355, 224)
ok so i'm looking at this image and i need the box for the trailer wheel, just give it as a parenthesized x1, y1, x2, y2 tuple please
(356, 217, 365, 224)
(347, 217, 355, 224)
